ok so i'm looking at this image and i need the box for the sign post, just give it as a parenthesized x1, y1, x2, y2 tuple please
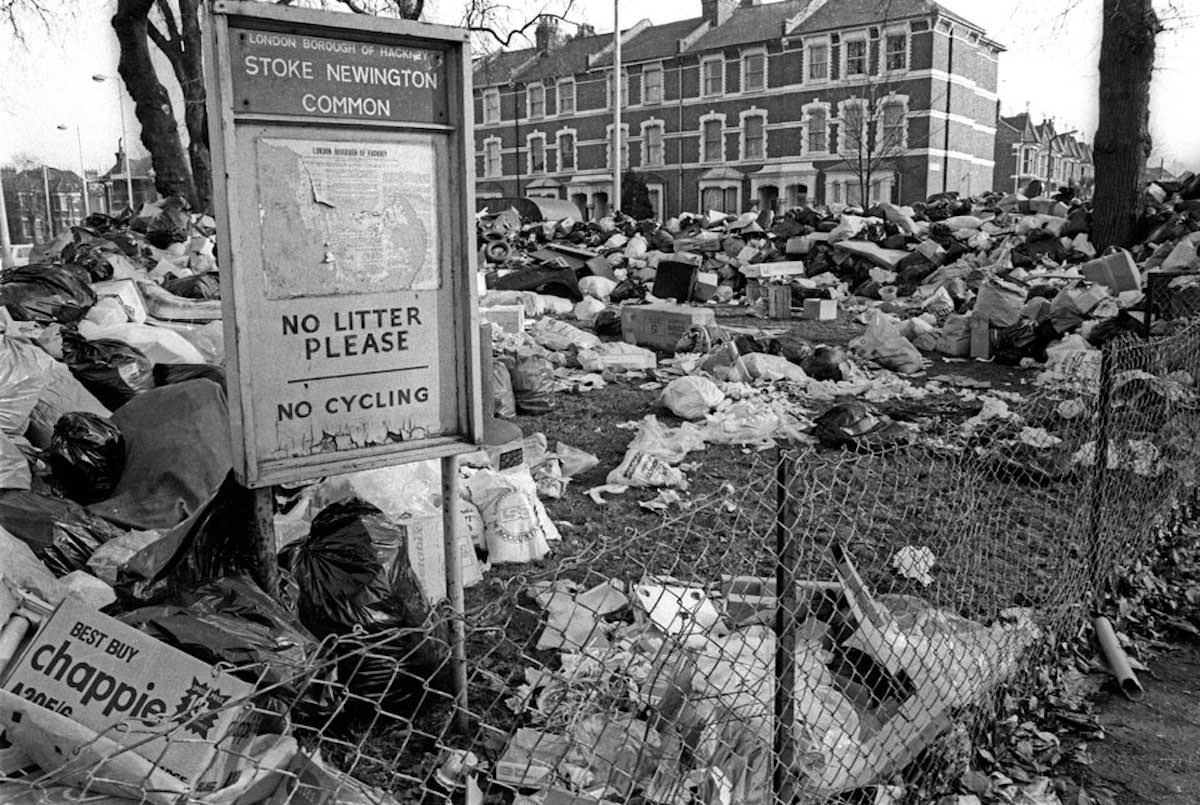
(203, 1, 480, 726)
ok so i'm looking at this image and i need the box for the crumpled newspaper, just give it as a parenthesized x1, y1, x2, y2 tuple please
(890, 545, 937, 586)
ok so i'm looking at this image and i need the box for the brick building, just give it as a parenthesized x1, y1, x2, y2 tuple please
(472, 0, 1003, 220)
(992, 113, 1093, 198)
(1, 166, 87, 244)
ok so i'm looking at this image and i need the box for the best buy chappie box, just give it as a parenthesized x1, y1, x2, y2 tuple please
(1, 596, 259, 792)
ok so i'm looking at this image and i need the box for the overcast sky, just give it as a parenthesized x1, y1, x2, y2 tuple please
(1, 0, 1196, 175)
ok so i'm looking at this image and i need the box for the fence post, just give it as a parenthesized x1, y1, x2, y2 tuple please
(1086, 346, 1115, 607)
(441, 453, 470, 735)
(773, 448, 798, 804)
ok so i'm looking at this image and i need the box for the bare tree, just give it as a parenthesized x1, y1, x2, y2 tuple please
(1091, 0, 1161, 250)
(837, 84, 910, 207)
(110, 0, 424, 212)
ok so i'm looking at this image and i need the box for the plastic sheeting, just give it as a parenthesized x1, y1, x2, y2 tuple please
(87, 379, 233, 531)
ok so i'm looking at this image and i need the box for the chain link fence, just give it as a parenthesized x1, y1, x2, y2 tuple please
(4, 323, 1200, 804)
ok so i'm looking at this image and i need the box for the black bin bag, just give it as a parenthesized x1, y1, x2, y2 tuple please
(48, 412, 126, 504)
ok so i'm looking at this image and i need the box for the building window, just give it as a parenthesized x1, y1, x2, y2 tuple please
(483, 139, 501, 177)
(557, 79, 575, 115)
(880, 101, 905, 150)
(607, 69, 629, 108)
(806, 108, 828, 153)
(643, 122, 664, 166)
(885, 34, 907, 70)
(528, 133, 546, 174)
(557, 131, 576, 172)
(702, 118, 724, 162)
(845, 39, 867, 76)
(527, 83, 545, 119)
(643, 64, 664, 104)
(607, 124, 629, 169)
(482, 88, 500, 123)
(808, 43, 828, 80)
(742, 114, 765, 160)
(700, 185, 739, 213)
(839, 99, 868, 152)
(1021, 147, 1034, 175)
(702, 57, 723, 96)
(742, 50, 766, 91)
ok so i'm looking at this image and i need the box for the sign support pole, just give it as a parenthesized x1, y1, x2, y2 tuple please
(441, 454, 469, 734)
(252, 487, 282, 599)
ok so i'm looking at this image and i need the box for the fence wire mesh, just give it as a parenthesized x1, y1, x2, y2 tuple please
(5, 323, 1200, 805)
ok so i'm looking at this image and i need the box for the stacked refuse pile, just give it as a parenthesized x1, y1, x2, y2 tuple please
(494, 553, 1040, 802)
(0, 200, 481, 803)
(482, 175, 1200, 366)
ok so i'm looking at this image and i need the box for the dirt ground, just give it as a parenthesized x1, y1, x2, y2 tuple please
(1079, 645, 1200, 804)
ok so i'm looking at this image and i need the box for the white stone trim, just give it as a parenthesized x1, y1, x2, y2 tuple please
(526, 82, 545, 120)
(482, 88, 501, 124)
(841, 30, 870, 79)
(640, 118, 666, 167)
(699, 111, 726, 162)
(605, 122, 631, 169)
(740, 46, 768, 93)
(701, 55, 724, 97)
(526, 131, 547, 174)
(556, 78, 575, 116)
(801, 99, 831, 156)
(482, 136, 502, 178)
(641, 61, 665, 106)
(555, 127, 578, 172)
(738, 107, 767, 161)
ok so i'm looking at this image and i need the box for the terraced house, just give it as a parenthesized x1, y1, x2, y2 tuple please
(992, 113, 1094, 198)
(472, 0, 1002, 220)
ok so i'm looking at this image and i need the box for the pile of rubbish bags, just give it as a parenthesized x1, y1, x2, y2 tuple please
(478, 174, 1200, 377)
(489, 549, 1040, 802)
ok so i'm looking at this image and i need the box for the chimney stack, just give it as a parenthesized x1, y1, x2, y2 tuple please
(535, 15, 561, 53)
(701, 0, 738, 26)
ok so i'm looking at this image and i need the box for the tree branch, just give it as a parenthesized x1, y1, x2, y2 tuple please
(153, 0, 179, 44)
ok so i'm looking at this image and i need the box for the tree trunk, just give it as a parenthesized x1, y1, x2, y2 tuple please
(1092, 0, 1159, 251)
(112, 0, 198, 206)
(177, 0, 211, 211)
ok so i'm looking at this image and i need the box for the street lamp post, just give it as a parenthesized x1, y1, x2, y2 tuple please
(92, 74, 135, 210)
(41, 165, 54, 240)
(57, 124, 90, 220)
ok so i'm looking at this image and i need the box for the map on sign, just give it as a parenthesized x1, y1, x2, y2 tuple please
(256, 137, 441, 298)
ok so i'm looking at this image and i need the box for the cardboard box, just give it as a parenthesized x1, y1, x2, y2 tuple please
(767, 285, 791, 319)
(969, 317, 993, 359)
(1080, 250, 1141, 292)
(785, 236, 809, 256)
(401, 511, 483, 602)
(741, 260, 806, 279)
(692, 270, 719, 302)
(802, 298, 837, 321)
(479, 304, 525, 334)
(3, 597, 256, 793)
(621, 304, 716, 352)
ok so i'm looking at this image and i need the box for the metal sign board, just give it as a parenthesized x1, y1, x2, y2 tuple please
(204, 1, 481, 487)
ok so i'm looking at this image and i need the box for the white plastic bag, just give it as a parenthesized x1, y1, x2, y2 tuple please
(660, 376, 724, 419)
(736, 353, 808, 383)
(606, 449, 686, 488)
(0, 335, 58, 436)
(76, 321, 206, 365)
(529, 318, 601, 352)
(573, 296, 606, 323)
(578, 275, 617, 301)
(850, 310, 924, 373)
(464, 466, 558, 565)
(628, 415, 707, 463)
(704, 400, 781, 445)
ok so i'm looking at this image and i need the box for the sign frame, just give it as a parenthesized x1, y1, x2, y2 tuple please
(203, 0, 482, 488)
